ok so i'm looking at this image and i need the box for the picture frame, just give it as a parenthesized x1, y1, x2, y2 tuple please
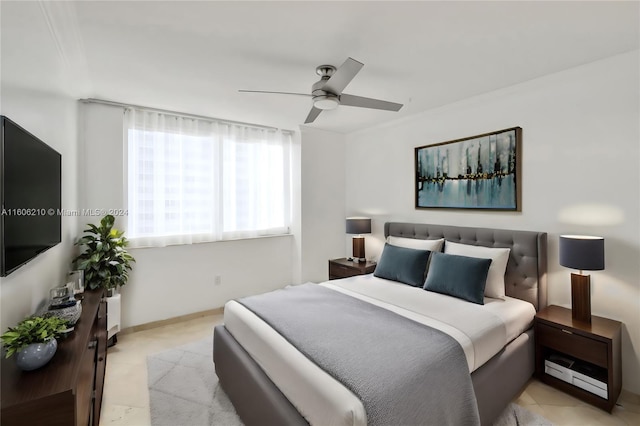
(415, 127, 522, 211)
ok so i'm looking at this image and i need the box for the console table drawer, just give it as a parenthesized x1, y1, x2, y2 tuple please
(537, 322, 608, 368)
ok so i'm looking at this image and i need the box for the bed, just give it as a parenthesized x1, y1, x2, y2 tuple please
(213, 222, 548, 425)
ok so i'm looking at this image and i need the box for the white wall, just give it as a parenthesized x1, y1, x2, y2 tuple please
(79, 103, 125, 216)
(79, 103, 297, 327)
(0, 0, 82, 331)
(0, 87, 79, 331)
(344, 51, 640, 394)
(124, 236, 293, 326)
(299, 127, 347, 283)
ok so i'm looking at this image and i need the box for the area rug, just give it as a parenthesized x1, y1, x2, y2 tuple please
(147, 337, 553, 426)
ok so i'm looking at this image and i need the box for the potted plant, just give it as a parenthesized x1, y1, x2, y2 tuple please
(1, 316, 68, 370)
(73, 214, 135, 296)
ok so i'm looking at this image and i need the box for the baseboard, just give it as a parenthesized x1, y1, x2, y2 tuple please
(120, 307, 224, 335)
(620, 389, 640, 405)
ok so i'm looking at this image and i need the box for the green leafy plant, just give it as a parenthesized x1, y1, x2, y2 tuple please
(73, 215, 135, 290)
(1, 316, 68, 358)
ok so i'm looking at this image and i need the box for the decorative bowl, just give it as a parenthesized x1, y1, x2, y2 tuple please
(15, 339, 57, 371)
(44, 300, 82, 326)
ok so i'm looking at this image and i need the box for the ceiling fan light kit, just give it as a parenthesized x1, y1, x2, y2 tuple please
(239, 57, 403, 123)
(313, 95, 339, 110)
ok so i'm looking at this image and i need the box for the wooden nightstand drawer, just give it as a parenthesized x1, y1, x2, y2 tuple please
(328, 259, 377, 280)
(330, 263, 356, 279)
(537, 322, 608, 368)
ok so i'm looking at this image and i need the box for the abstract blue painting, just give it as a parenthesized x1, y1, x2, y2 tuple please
(415, 127, 521, 210)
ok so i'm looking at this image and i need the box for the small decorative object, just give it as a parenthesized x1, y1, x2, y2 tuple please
(1, 316, 68, 370)
(346, 217, 371, 262)
(50, 298, 76, 309)
(559, 235, 605, 323)
(73, 215, 135, 291)
(49, 284, 72, 301)
(34, 285, 82, 330)
(106, 286, 119, 298)
(45, 300, 82, 327)
(415, 127, 521, 210)
(68, 270, 85, 294)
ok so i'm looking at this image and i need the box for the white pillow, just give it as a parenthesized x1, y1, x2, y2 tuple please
(444, 241, 510, 299)
(386, 236, 444, 252)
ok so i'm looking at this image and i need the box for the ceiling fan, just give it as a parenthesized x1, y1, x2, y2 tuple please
(239, 57, 403, 124)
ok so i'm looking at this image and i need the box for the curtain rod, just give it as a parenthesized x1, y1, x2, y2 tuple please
(79, 98, 293, 133)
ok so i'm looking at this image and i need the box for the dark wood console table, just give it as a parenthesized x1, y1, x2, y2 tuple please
(1, 289, 108, 425)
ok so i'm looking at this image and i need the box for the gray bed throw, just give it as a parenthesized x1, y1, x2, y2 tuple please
(237, 283, 480, 426)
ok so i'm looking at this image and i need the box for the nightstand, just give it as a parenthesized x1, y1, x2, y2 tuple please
(534, 305, 622, 412)
(328, 258, 376, 280)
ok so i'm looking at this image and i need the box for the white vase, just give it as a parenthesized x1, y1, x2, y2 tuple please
(15, 339, 57, 371)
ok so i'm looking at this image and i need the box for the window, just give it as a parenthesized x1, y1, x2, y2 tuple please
(125, 109, 292, 247)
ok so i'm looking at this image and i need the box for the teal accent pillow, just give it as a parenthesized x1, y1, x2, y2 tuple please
(374, 243, 431, 287)
(423, 251, 492, 304)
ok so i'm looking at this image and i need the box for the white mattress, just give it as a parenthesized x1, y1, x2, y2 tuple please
(223, 275, 536, 426)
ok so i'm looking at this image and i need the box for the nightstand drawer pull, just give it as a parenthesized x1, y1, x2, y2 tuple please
(561, 329, 573, 335)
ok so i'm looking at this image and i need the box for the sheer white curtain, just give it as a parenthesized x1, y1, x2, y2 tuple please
(125, 108, 292, 247)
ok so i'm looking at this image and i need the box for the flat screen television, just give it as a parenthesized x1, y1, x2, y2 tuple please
(1, 115, 61, 277)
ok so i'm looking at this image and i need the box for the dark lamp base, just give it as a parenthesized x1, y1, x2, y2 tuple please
(352, 236, 365, 261)
(571, 273, 591, 323)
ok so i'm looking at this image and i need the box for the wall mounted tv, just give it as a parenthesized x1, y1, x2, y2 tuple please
(1, 115, 61, 277)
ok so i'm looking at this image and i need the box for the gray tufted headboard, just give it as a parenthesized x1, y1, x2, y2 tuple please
(384, 222, 548, 311)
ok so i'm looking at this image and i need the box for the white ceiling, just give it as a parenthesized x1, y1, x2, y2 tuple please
(1, 1, 638, 133)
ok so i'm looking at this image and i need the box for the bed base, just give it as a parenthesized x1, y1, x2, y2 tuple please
(214, 222, 545, 425)
(214, 325, 534, 426)
(213, 325, 308, 426)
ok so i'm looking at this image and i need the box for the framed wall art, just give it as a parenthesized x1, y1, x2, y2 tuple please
(415, 127, 521, 211)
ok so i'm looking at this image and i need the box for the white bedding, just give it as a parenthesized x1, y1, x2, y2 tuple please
(223, 275, 536, 426)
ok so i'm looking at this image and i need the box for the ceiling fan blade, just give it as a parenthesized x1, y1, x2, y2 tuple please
(304, 107, 322, 124)
(320, 57, 364, 94)
(239, 90, 312, 97)
(339, 94, 403, 111)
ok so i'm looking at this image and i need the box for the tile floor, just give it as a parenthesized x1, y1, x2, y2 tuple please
(99, 313, 640, 426)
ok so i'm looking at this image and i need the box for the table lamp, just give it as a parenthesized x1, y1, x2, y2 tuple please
(559, 235, 605, 323)
(346, 217, 371, 263)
